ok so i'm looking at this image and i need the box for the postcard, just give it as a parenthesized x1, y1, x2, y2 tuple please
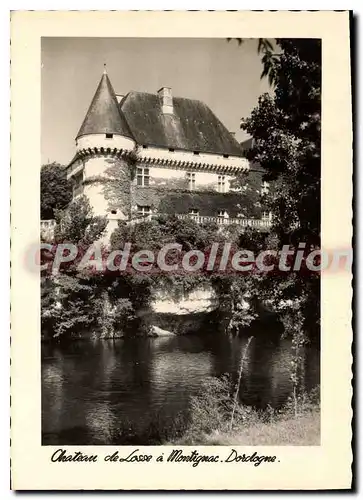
(10, 10, 353, 490)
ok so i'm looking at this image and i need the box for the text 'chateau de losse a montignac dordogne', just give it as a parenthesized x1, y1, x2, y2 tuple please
(65, 67, 272, 239)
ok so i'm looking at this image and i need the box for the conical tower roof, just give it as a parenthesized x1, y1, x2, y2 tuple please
(76, 68, 132, 139)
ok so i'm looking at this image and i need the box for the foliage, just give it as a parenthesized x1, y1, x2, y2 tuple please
(177, 374, 319, 445)
(41, 197, 108, 339)
(282, 385, 320, 418)
(53, 195, 108, 245)
(103, 157, 134, 218)
(227, 38, 281, 86)
(238, 39, 320, 321)
(233, 39, 321, 397)
(98, 295, 135, 339)
(134, 188, 264, 219)
(229, 336, 254, 430)
(242, 39, 321, 246)
(109, 214, 226, 310)
(186, 375, 252, 436)
(41, 162, 72, 220)
(43, 207, 236, 339)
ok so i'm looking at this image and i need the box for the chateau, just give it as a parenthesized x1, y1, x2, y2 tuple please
(65, 68, 271, 238)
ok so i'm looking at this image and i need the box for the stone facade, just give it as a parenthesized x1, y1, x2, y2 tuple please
(66, 70, 272, 235)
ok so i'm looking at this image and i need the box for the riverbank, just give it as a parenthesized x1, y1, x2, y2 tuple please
(166, 376, 320, 446)
(175, 410, 320, 446)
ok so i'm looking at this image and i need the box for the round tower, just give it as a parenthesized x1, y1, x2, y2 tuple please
(74, 66, 136, 235)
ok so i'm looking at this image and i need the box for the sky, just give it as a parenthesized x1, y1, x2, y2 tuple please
(41, 38, 272, 165)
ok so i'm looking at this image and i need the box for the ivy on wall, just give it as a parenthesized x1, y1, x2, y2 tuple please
(131, 165, 273, 218)
(103, 157, 135, 218)
(134, 187, 264, 218)
(81, 152, 273, 220)
(82, 154, 137, 218)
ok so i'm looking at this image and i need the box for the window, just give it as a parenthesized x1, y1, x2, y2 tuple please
(106, 133, 113, 139)
(137, 205, 151, 217)
(261, 181, 270, 195)
(137, 167, 150, 186)
(262, 211, 271, 220)
(218, 210, 229, 218)
(110, 209, 117, 215)
(169, 148, 175, 152)
(193, 151, 200, 156)
(218, 175, 226, 193)
(186, 172, 196, 191)
(142, 145, 148, 149)
(223, 154, 229, 159)
(189, 208, 199, 216)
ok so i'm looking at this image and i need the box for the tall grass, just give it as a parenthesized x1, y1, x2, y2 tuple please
(229, 336, 254, 431)
(173, 374, 320, 445)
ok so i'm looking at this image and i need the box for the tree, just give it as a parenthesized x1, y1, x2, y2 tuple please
(41, 162, 72, 219)
(242, 39, 321, 247)
(54, 194, 108, 246)
(41, 196, 108, 339)
(233, 39, 321, 400)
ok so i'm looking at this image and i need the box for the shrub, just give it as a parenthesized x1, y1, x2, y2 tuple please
(184, 375, 261, 441)
(176, 375, 320, 445)
(282, 385, 320, 417)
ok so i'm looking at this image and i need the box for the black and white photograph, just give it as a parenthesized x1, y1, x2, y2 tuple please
(10, 10, 353, 491)
(40, 36, 321, 447)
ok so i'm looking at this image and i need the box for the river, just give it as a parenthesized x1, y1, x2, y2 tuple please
(42, 327, 319, 445)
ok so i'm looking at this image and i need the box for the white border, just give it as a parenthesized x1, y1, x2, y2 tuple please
(5, 5, 358, 497)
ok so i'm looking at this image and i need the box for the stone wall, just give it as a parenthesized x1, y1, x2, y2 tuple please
(67, 145, 274, 227)
(150, 284, 218, 315)
(148, 283, 223, 335)
(80, 155, 134, 220)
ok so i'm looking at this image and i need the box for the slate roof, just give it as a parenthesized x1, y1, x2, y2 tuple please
(76, 72, 132, 139)
(119, 92, 244, 157)
(76, 72, 244, 157)
(240, 137, 254, 152)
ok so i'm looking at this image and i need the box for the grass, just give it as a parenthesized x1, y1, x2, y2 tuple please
(182, 410, 320, 446)
(167, 375, 320, 446)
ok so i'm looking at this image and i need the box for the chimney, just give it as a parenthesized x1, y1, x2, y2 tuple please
(158, 87, 173, 114)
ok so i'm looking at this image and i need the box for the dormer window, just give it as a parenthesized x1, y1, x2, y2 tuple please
(189, 208, 199, 216)
(169, 148, 175, 152)
(223, 154, 229, 159)
(193, 151, 200, 156)
(106, 133, 113, 139)
(218, 210, 229, 219)
(142, 145, 148, 149)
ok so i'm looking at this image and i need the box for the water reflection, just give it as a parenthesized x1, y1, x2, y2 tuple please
(42, 332, 319, 445)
